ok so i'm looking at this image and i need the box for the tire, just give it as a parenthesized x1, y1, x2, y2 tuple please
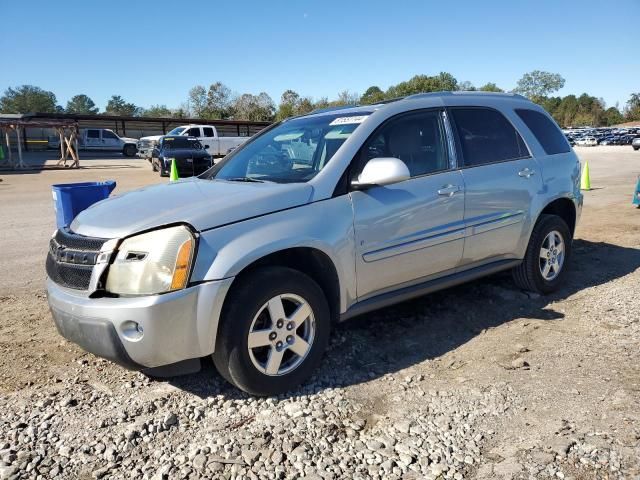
(213, 267, 330, 396)
(512, 214, 572, 294)
(123, 144, 137, 157)
(633, 147, 639, 151)
(151, 158, 158, 172)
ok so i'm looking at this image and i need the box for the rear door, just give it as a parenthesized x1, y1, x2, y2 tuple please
(84, 129, 101, 149)
(449, 107, 542, 267)
(350, 109, 465, 300)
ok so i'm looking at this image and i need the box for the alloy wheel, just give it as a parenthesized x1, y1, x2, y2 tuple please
(539, 230, 565, 281)
(247, 293, 315, 376)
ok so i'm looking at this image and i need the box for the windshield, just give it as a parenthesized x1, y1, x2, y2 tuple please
(209, 112, 370, 183)
(161, 137, 203, 150)
(167, 127, 187, 135)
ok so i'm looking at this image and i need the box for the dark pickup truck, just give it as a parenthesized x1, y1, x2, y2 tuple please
(151, 136, 213, 177)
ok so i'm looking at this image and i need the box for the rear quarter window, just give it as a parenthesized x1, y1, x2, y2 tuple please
(515, 109, 570, 155)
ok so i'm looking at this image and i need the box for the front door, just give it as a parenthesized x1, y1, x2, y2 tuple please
(350, 109, 466, 300)
(448, 107, 543, 266)
(101, 130, 121, 151)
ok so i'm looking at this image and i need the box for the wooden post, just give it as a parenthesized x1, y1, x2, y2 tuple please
(73, 129, 80, 168)
(59, 128, 65, 162)
(5, 129, 13, 166)
(16, 127, 24, 168)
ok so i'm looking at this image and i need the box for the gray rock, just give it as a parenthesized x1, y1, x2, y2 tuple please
(163, 412, 178, 427)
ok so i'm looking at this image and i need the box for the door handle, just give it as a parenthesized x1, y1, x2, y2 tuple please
(518, 168, 535, 178)
(437, 184, 462, 196)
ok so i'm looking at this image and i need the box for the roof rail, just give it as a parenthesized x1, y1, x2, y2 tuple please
(309, 104, 361, 114)
(404, 90, 528, 101)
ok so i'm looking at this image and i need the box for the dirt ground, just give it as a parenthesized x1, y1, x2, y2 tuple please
(0, 147, 638, 479)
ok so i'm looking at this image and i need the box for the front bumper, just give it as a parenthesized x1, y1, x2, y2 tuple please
(46, 277, 234, 369)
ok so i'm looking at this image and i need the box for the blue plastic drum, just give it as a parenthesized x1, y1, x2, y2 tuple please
(51, 181, 116, 228)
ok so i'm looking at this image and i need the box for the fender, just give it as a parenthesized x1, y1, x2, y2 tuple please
(191, 196, 357, 313)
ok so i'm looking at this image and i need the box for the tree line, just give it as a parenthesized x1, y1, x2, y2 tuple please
(1, 71, 639, 127)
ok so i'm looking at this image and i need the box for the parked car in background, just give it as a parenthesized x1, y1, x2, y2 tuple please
(632, 137, 640, 151)
(151, 136, 213, 177)
(576, 136, 597, 147)
(138, 125, 249, 160)
(49, 128, 138, 156)
(46, 91, 582, 395)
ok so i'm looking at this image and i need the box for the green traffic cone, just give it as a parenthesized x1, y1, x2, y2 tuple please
(170, 158, 179, 182)
(580, 161, 591, 191)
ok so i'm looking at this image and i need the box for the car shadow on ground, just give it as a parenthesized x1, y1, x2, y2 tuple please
(166, 239, 640, 399)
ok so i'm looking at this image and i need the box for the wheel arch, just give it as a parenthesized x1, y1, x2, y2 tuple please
(538, 196, 577, 237)
(223, 246, 342, 324)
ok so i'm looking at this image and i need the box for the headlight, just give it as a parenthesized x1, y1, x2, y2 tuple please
(106, 225, 195, 295)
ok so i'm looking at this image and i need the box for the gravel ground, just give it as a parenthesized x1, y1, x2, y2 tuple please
(0, 147, 638, 479)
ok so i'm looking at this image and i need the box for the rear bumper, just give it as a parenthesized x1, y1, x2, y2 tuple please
(46, 277, 234, 369)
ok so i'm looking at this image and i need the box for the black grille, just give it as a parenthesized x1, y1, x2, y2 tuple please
(54, 228, 106, 251)
(46, 255, 94, 290)
(46, 229, 108, 290)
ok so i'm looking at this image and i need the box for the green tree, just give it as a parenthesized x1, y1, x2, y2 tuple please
(142, 104, 172, 117)
(624, 93, 640, 121)
(276, 89, 301, 120)
(205, 82, 233, 119)
(458, 81, 476, 91)
(603, 106, 624, 126)
(65, 94, 98, 114)
(231, 92, 275, 121)
(331, 90, 359, 106)
(478, 82, 503, 92)
(513, 70, 565, 100)
(105, 95, 139, 116)
(360, 86, 385, 104)
(297, 97, 315, 115)
(188, 85, 207, 118)
(386, 72, 458, 98)
(0, 85, 59, 113)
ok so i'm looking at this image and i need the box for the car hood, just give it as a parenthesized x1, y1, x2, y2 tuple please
(161, 149, 211, 159)
(139, 135, 163, 142)
(71, 179, 314, 238)
(121, 137, 138, 143)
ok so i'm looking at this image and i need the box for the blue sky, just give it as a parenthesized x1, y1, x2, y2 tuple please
(2, 0, 638, 111)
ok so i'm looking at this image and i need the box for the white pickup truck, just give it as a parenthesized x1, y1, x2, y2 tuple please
(137, 125, 250, 160)
(48, 128, 139, 157)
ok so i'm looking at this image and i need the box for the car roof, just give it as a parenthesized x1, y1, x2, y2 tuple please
(297, 91, 532, 121)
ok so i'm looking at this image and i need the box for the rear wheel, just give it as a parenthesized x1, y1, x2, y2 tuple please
(213, 267, 330, 396)
(512, 214, 572, 294)
(151, 158, 158, 172)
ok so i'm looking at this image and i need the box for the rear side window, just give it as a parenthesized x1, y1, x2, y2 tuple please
(515, 109, 570, 155)
(450, 108, 529, 166)
(87, 130, 100, 139)
(202, 127, 214, 137)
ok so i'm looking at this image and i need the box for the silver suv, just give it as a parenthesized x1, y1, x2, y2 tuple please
(46, 92, 582, 395)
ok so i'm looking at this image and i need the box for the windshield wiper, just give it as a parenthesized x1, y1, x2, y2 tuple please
(224, 177, 265, 183)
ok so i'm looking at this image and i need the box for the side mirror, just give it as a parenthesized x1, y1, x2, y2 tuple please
(351, 157, 410, 190)
(203, 145, 209, 149)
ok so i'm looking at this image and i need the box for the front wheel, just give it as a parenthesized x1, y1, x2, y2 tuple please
(512, 214, 572, 294)
(123, 144, 137, 157)
(213, 267, 330, 396)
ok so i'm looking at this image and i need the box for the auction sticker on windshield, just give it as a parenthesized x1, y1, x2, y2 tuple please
(329, 115, 369, 126)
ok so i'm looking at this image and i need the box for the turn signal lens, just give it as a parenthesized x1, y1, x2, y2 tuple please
(171, 239, 194, 290)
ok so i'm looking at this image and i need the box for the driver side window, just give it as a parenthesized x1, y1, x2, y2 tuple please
(354, 110, 449, 179)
